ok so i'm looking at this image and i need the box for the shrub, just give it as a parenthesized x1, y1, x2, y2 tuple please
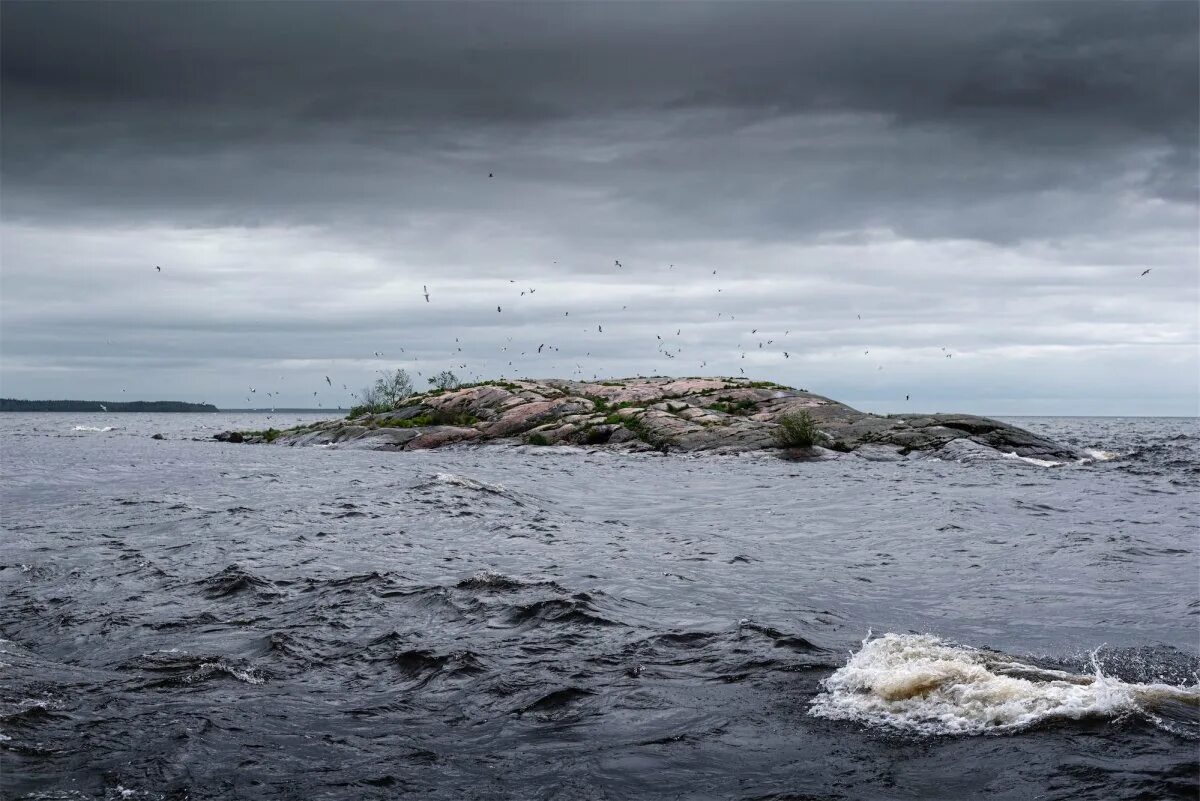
(428, 370, 460, 391)
(774, 410, 822, 448)
(527, 432, 550, 446)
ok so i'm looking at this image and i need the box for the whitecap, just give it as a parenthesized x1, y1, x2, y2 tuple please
(809, 632, 1198, 736)
(1001, 451, 1062, 467)
(73, 425, 115, 432)
(433, 472, 507, 493)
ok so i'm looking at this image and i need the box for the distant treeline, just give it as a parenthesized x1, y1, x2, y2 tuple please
(0, 399, 219, 412)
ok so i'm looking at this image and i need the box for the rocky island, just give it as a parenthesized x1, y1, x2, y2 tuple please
(215, 377, 1084, 463)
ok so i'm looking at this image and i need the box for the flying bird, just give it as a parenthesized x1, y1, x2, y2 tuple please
(497, 305, 502, 313)
(423, 286, 430, 302)
(1140, 268, 1152, 277)
(325, 376, 331, 386)
(99, 404, 107, 412)
(155, 266, 161, 272)
(489, 173, 494, 178)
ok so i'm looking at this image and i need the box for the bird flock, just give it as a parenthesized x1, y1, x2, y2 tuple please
(145, 177, 1159, 415)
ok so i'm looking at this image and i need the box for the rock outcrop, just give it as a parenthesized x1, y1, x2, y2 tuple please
(215, 377, 1085, 462)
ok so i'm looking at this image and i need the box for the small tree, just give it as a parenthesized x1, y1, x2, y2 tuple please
(428, 370, 460, 391)
(773, 410, 822, 448)
(349, 369, 413, 418)
(377, 368, 414, 407)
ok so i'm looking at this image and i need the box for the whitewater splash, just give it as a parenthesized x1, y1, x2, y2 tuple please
(1001, 451, 1063, 468)
(433, 472, 508, 494)
(73, 425, 116, 432)
(809, 633, 1198, 736)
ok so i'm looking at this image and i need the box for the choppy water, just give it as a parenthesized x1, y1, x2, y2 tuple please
(2, 412, 1197, 800)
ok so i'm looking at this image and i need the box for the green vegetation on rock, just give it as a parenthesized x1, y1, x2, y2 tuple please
(773, 410, 822, 448)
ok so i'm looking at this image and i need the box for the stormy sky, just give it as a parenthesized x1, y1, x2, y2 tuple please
(2, 2, 1196, 414)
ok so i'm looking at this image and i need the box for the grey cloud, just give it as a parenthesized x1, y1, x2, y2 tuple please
(1, 2, 1196, 413)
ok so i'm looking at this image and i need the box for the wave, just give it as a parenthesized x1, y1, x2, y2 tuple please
(429, 472, 510, 495)
(1001, 451, 1063, 468)
(809, 632, 1198, 736)
(72, 425, 116, 432)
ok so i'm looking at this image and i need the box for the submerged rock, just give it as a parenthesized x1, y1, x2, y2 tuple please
(213, 376, 1085, 462)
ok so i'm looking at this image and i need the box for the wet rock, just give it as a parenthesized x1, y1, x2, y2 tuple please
(151, 433, 166, 440)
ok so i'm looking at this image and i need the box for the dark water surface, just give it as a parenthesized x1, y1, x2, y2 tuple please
(2, 413, 1197, 800)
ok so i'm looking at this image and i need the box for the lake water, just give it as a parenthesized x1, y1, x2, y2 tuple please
(2, 412, 1197, 799)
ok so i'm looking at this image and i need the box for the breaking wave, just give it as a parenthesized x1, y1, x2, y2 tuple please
(72, 425, 116, 432)
(810, 633, 1199, 736)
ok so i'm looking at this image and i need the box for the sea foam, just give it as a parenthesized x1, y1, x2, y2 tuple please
(810, 632, 1198, 736)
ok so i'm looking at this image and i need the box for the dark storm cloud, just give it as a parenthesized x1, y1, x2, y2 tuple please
(3, 2, 1195, 186)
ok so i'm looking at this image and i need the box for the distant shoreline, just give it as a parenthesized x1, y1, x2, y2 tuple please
(0, 399, 219, 413)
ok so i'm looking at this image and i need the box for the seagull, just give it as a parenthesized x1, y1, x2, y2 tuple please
(497, 305, 502, 313)
(598, 325, 603, 333)
(489, 173, 494, 178)
(99, 404, 107, 411)
(906, 394, 910, 401)
(1141, 268, 1152, 277)
(155, 266, 161, 272)
(538, 344, 544, 353)
(325, 376, 331, 386)
(784, 352, 789, 358)
(423, 286, 430, 302)
(614, 260, 622, 268)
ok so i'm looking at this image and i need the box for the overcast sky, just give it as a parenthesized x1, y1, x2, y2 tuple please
(2, 2, 1196, 414)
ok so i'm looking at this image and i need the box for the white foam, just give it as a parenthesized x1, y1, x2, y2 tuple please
(810, 632, 1198, 736)
(433, 472, 506, 493)
(1001, 451, 1062, 467)
(1083, 449, 1118, 462)
(73, 425, 115, 432)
